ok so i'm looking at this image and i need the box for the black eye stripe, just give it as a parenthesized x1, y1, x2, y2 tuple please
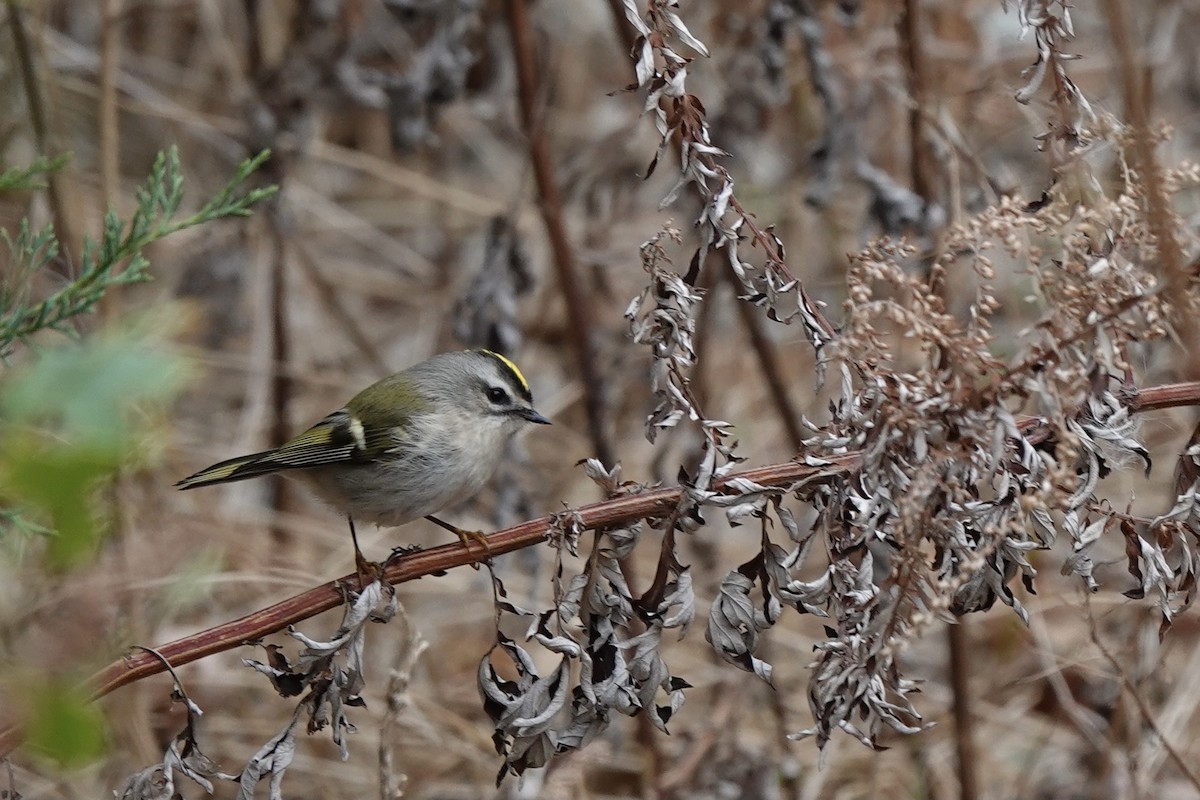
(477, 350, 533, 402)
(486, 386, 510, 404)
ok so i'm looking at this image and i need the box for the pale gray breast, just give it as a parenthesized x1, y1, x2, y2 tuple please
(326, 413, 508, 526)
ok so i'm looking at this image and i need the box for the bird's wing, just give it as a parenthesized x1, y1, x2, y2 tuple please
(176, 409, 400, 489)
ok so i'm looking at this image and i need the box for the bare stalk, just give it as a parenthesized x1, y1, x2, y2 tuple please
(506, 0, 613, 467)
(1099, 0, 1197, 376)
(7, 2, 75, 269)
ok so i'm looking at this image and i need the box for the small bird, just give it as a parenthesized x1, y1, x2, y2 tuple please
(177, 350, 550, 578)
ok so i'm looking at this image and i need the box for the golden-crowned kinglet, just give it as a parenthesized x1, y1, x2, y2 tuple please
(177, 350, 550, 568)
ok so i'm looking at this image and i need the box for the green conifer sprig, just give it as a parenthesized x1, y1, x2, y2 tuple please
(0, 147, 275, 357)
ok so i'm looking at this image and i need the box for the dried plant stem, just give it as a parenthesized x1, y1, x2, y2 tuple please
(97, 0, 123, 320)
(98, 0, 121, 206)
(507, 1, 654, 767)
(267, 221, 295, 550)
(1086, 601, 1200, 794)
(687, 261, 723, 416)
(379, 605, 427, 800)
(506, 0, 613, 467)
(1040, 14, 1085, 171)
(897, 8, 973, 794)
(723, 262, 805, 449)
(771, 702, 801, 799)
(604, 0, 638, 54)
(294, 242, 389, 376)
(656, 683, 738, 793)
(726, 193, 836, 341)
(7, 2, 75, 266)
(946, 621, 979, 800)
(899, 0, 934, 205)
(81, 453, 857, 722)
(1100, 0, 1198, 374)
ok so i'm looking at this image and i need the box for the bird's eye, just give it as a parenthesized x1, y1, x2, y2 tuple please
(486, 386, 509, 405)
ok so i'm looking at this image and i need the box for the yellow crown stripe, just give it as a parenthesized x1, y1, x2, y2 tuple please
(480, 349, 530, 395)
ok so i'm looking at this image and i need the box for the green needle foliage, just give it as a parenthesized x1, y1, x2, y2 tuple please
(0, 147, 275, 768)
(22, 679, 107, 768)
(1, 326, 189, 565)
(0, 146, 276, 358)
(0, 153, 71, 192)
(0, 146, 276, 553)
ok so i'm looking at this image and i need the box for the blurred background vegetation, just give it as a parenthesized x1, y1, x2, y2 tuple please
(2, 1, 1200, 798)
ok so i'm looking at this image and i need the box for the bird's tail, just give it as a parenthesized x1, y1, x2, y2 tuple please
(175, 449, 284, 489)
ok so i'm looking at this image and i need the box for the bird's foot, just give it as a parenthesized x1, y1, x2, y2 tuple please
(424, 515, 492, 568)
(385, 543, 424, 566)
(354, 551, 386, 591)
(456, 528, 492, 568)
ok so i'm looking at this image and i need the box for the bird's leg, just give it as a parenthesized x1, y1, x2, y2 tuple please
(347, 516, 381, 589)
(426, 514, 491, 559)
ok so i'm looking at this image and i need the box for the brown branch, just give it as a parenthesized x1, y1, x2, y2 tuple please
(267, 219, 295, 551)
(91, 456, 842, 697)
(97, 0, 124, 321)
(1100, 0, 1198, 378)
(8, 2, 75, 272)
(1127, 380, 1200, 412)
(506, 0, 613, 468)
(899, 0, 934, 205)
(946, 621, 979, 800)
(98, 0, 121, 208)
(0, 452, 857, 758)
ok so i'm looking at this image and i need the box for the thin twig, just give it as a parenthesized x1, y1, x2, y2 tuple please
(723, 261, 805, 449)
(946, 621, 979, 800)
(506, 0, 613, 468)
(1086, 598, 1200, 794)
(267, 216, 294, 550)
(293, 241, 389, 376)
(897, 9, 972, 797)
(899, 0, 934, 205)
(7, 2, 75, 269)
(379, 604, 427, 800)
(97, 0, 123, 320)
(655, 264, 720, 486)
(98, 0, 121, 207)
(656, 684, 739, 793)
(1100, 0, 1198, 376)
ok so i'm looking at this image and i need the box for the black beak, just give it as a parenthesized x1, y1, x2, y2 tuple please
(520, 408, 552, 425)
